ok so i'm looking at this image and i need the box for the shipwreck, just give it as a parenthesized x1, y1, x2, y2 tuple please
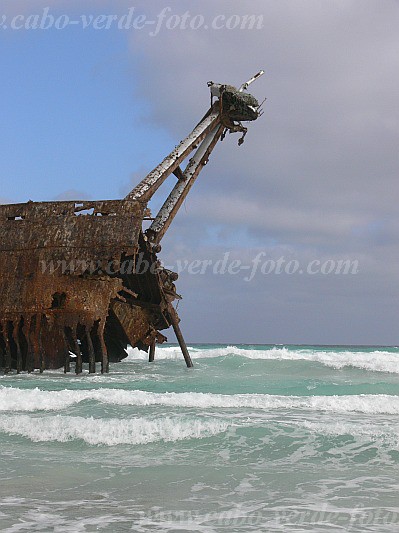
(0, 72, 264, 373)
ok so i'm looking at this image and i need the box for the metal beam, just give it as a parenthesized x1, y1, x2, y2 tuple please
(146, 124, 224, 244)
(125, 109, 220, 202)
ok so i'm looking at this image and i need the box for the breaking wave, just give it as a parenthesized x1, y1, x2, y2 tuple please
(125, 345, 399, 374)
(1, 387, 399, 415)
(0, 415, 229, 446)
(300, 420, 399, 448)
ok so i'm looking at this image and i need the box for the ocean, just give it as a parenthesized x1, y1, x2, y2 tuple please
(0, 344, 398, 532)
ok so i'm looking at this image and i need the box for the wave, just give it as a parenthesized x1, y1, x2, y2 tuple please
(1, 387, 399, 415)
(0, 414, 228, 446)
(301, 420, 399, 447)
(125, 346, 399, 374)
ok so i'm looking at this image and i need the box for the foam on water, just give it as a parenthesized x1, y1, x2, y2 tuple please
(1, 387, 399, 415)
(126, 345, 399, 374)
(1, 345, 399, 532)
(300, 420, 399, 449)
(0, 414, 229, 446)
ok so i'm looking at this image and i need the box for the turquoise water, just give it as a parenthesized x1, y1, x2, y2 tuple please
(1, 344, 399, 532)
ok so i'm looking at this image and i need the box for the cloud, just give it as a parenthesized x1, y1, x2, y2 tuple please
(123, 0, 399, 343)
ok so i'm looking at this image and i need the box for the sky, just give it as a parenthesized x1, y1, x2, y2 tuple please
(1, 0, 399, 345)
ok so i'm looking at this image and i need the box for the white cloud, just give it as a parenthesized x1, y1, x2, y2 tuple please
(123, 0, 399, 342)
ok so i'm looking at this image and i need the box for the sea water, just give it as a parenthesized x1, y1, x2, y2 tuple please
(0, 344, 398, 532)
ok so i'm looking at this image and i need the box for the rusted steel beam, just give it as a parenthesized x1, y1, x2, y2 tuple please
(125, 109, 220, 202)
(149, 339, 155, 362)
(168, 307, 193, 368)
(147, 124, 224, 244)
(172, 166, 185, 181)
(86, 326, 96, 374)
(98, 321, 109, 374)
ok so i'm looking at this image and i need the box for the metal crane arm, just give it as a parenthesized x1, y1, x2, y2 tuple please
(125, 107, 221, 202)
(125, 71, 265, 244)
(146, 123, 224, 244)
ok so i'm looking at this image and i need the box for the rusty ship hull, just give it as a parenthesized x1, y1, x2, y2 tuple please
(0, 73, 264, 373)
(0, 199, 179, 372)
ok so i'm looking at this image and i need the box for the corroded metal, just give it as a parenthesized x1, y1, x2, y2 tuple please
(146, 124, 225, 245)
(0, 73, 263, 372)
(125, 110, 221, 202)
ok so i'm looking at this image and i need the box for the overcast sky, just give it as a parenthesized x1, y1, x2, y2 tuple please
(1, 0, 399, 344)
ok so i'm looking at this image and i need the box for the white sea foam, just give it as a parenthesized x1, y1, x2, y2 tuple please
(0, 414, 229, 445)
(1, 387, 399, 415)
(125, 345, 399, 374)
(301, 420, 399, 448)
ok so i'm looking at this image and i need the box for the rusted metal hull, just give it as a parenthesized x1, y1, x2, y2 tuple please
(0, 73, 264, 373)
(0, 200, 177, 372)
